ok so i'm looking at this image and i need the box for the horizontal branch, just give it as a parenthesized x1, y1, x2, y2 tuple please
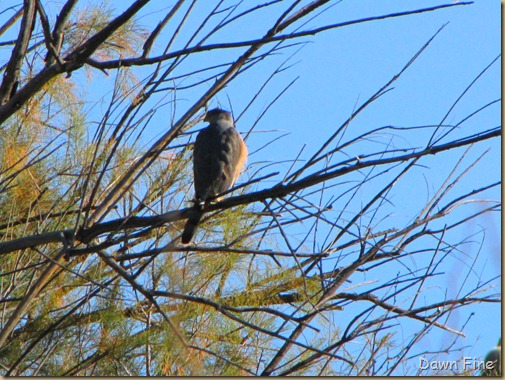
(0, 126, 498, 256)
(85, 2, 472, 70)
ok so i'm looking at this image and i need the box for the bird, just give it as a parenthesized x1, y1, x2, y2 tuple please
(481, 338, 501, 376)
(181, 108, 248, 244)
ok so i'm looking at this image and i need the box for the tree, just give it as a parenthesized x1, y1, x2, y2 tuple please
(0, 1, 500, 376)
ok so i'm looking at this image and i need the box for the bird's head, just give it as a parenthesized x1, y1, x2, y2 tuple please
(204, 108, 233, 124)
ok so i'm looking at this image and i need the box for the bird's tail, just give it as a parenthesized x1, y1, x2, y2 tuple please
(181, 205, 203, 244)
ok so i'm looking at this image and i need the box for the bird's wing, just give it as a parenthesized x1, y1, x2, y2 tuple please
(193, 125, 219, 201)
(193, 123, 247, 202)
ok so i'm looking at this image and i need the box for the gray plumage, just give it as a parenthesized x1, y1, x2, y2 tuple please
(181, 109, 247, 244)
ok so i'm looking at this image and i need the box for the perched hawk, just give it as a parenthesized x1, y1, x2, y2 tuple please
(181, 108, 248, 244)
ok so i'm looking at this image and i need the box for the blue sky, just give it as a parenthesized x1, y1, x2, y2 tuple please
(80, 0, 503, 373)
(0, 0, 499, 374)
(191, 2, 501, 370)
(167, 1, 501, 372)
